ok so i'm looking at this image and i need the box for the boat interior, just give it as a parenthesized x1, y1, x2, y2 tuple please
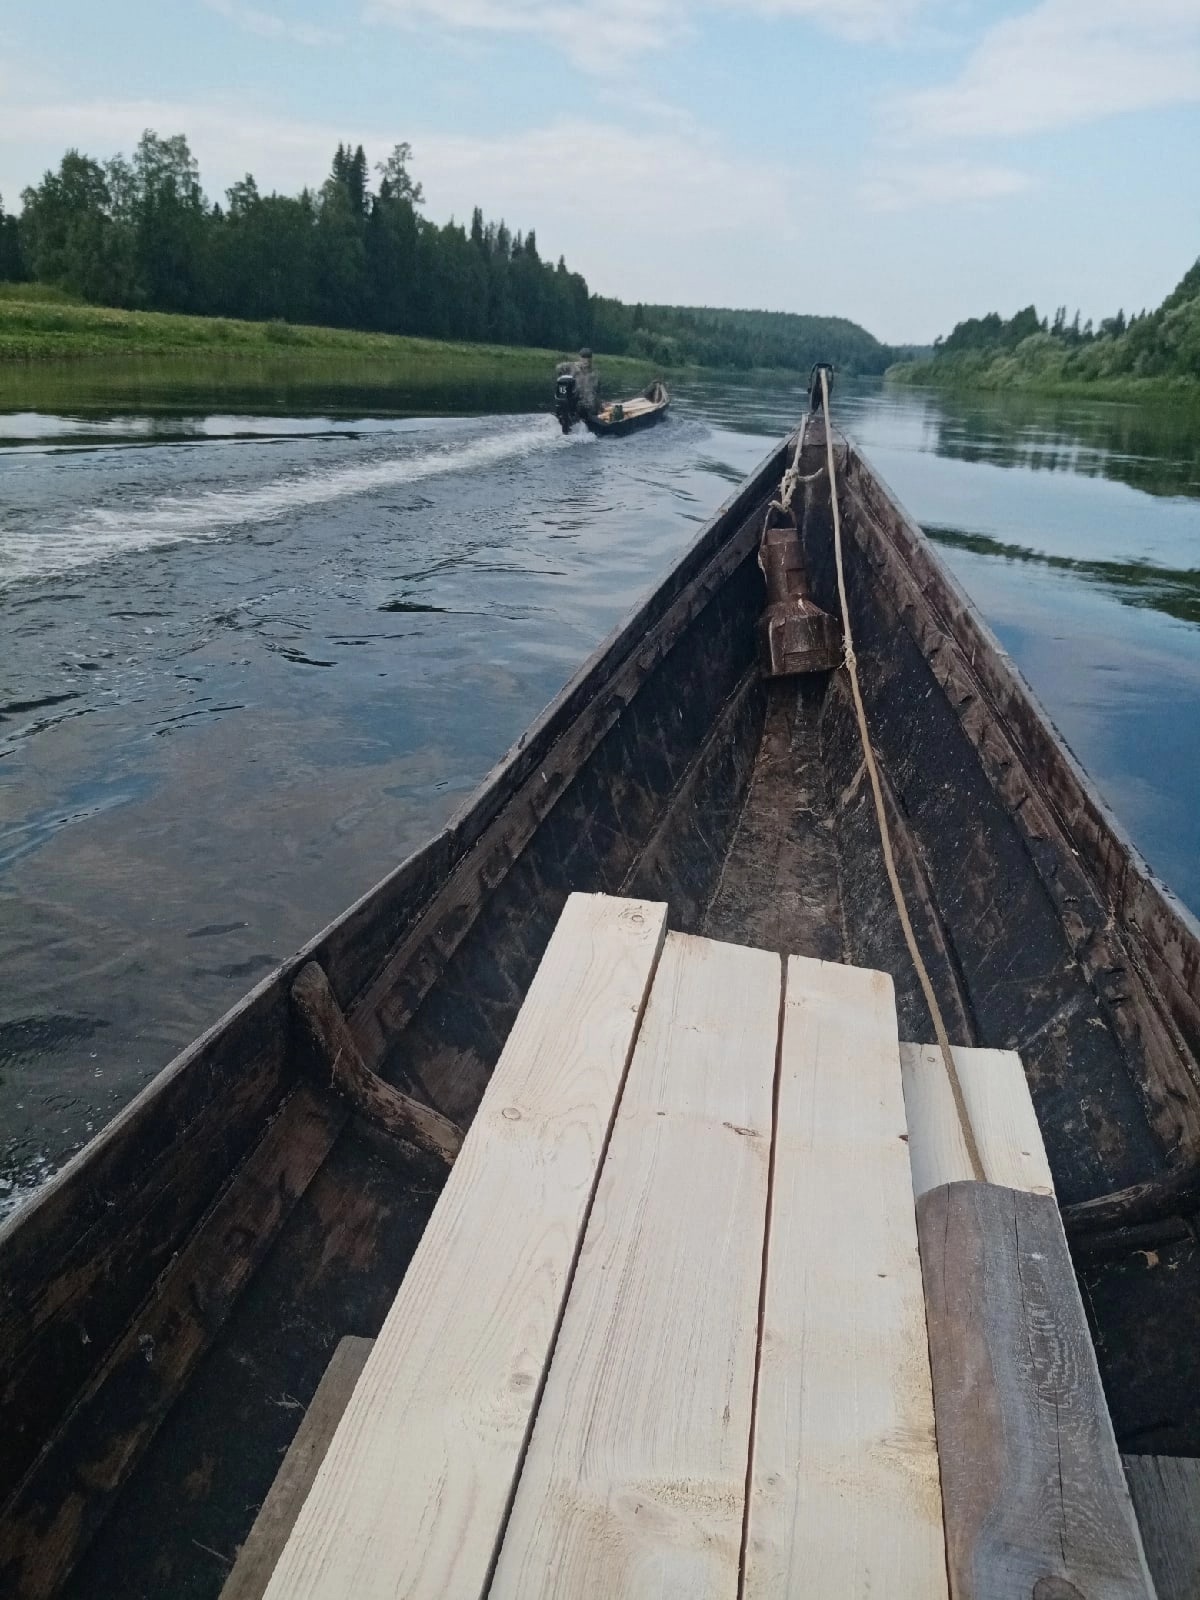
(594, 380, 667, 425)
(4, 420, 1200, 1598)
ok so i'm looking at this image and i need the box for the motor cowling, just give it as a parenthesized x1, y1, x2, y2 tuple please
(555, 372, 580, 433)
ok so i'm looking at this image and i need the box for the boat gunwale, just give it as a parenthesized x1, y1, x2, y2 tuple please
(586, 383, 670, 436)
(845, 443, 1200, 959)
(9, 421, 1200, 1263)
(0, 436, 789, 1262)
(7, 417, 1200, 1591)
(837, 437, 1200, 1158)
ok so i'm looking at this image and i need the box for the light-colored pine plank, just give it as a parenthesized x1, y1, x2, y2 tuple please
(743, 957, 947, 1600)
(1123, 1453, 1200, 1600)
(262, 893, 668, 1600)
(899, 1042, 1054, 1199)
(489, 931, 780, 1600)
(222, 1337, 374, 1600)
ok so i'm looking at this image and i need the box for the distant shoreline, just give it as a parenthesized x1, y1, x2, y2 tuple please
(885, 360, 1200, 405)
(0, 288, 660, 385)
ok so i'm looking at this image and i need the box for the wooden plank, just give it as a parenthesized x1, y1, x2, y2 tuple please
(291, 961, 462, 1165)
(1064, 1165, 1200, 1236)
(262, 893, 668, 1600)
(0, 980, 290, 1511)
(899, 1042, 1054, 1199)
(918, 1181, 1154, 1599)
(0, 1085, 343, 1600)
(847, 453, 1200, 1162)
(489, 931, 780, 1600)
(222, 1337, 375, 1600)
(744, 957, 947, 1599)
(1123, 1453, 1200, 1600)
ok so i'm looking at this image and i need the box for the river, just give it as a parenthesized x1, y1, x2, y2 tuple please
(2, 369, 1199, 1212)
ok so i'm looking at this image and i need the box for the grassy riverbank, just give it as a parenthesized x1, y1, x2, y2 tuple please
(0, 286, 657, 385)
(889, 256, 1200, 405)
(886, 358, 1200, 405)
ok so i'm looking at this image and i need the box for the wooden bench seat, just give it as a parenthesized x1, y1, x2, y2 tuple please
(256, 894, 1155, 1600)
(744, 958, 946, 1596)
(491, 931, 779, 1597)
(262, 893, 668, 1600)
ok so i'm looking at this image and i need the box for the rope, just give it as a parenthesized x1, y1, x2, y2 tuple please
(773, 412, 809, 518)
(817, 367, 985, 1183)
(764, 412, 824, 536)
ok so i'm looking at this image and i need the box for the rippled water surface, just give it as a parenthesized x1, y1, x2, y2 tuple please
(3, 369, 1199, 1210)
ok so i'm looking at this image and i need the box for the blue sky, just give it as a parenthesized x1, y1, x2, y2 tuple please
(1, 0, 1197, 341)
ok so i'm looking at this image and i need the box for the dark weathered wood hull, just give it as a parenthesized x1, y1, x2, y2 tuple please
(3, 420, 1199, 1599)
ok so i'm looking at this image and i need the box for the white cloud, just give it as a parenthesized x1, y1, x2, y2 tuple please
(893, 0, 1200, 141)
(364, 0, 676, 71)
(203, 0, 341, 48)
(366, 0, 925, 71)
(861, 158, 1034, 212)
(0, 98, 342, 197)
(0, 94, 801, 292)
(423, 115, 794, 247)
(731, 0, 926, 44)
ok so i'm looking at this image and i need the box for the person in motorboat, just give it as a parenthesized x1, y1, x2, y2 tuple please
(554, 348, 600, 433)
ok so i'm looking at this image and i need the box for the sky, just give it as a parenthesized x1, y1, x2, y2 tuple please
(0, 0, 1198, 342)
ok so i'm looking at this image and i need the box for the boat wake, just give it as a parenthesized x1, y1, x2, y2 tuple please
(1, 418, 570, 586)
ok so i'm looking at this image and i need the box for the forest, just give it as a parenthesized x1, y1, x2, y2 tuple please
(592, 299, 891, 375)
(0, 132, 892, 374)
(891, 260, 1200, 394)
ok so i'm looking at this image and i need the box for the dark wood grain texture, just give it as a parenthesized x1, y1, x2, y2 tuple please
(0, 981, 291, 1509)
(291, 963, 462, 1166)
(840, 444, 1200, 1164)
(221, 1336, 374, 1600)
(6, 418, 1200, 1595)
(1123, 1453, 1200, 1600)
(1064, 1166, 1200, 1236)
(0, 1087, 344, 1600)
(917, 1181, 1154, 1599)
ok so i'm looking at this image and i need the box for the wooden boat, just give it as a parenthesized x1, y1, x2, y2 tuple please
(4, 413, 1200, 1598)
(585, 378, 670, 436)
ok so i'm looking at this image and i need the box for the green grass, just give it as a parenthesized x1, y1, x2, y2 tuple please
(0, 281, 84, 307)
(0, 290, 657, 389)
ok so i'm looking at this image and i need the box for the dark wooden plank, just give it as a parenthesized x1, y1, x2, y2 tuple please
(0, 1086, 344, 1600)
(1064, 1166, 1200, 1236)
(916, 1181, 1154, 1599)
(1123, 1453, 1200, 1600)
(221, 1336, 375, 1600)
(842, 446, 1200, 1162)
(292, 963, 462, 1166)
(0, 980, 291, 1506)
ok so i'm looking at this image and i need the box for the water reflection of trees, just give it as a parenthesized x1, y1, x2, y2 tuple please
(680, 378, 1200, 504)
(0, 356, 550, 419)
(928, 524, 1200, 627)
(921, 390, 1200, 501)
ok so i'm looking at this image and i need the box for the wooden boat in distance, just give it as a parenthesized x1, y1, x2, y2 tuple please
(584, 378, 670, 437)
(3, 414, 1200, 1599)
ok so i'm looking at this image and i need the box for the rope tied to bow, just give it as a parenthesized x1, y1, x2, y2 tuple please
(814, 366, 985, 1182)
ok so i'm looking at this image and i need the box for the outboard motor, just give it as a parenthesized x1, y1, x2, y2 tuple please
(554, 370, 580, 434)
